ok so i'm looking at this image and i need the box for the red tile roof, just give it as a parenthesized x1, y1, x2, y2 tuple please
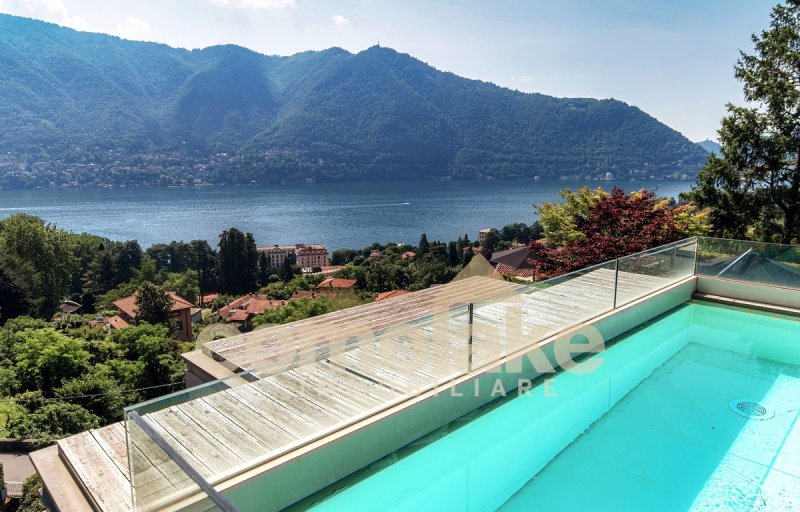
(228, 310, 251, 322)
(375, 289, 411, 301)
(113, 291, 194, 318)
(201, 293, 220, 304)
(318, 277, 357, 289)
(494, 263, 537, 279)
(219, 294, 281, 321)
(106, 315, 130, 330)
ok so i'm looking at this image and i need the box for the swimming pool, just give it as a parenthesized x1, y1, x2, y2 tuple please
(295, 301, 800, 511)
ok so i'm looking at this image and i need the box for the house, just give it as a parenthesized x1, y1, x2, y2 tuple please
(317, 277, 357, 294)
(375, 289, 411, 301)
(369, 250, 382, 259)
(401, 251, 416, 260)
(218, 293, 282, 330)
(111, 291, 195, 341)
(477, 228, 496, 243)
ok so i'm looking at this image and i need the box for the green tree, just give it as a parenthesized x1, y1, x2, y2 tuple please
(482, 231, 500, 259)
(258, 251, 271, 287)
(54, 371, 126, 423)
(9, 401, 100, 442)
(447, 241, 460, 266)
(330, 248, 357, 265)
(110, 324, 185, 394)
(18, 473, 45, 512)
(278, 252, 299, 283)
(134, 282, 173, 326)
(0, 266, 30, 324)
(13, 329, 91, 394)
(687, 1, 800, 243)
(83, 249, 117, 295)
(217, 228, 258, 294)
(161, 271, 200, 304)
(534, 187, 608, 245)
(417, 233, 430, 256)
(0, 214, 79, 316)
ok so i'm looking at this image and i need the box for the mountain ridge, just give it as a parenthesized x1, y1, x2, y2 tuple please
(0, 14, 707, 185)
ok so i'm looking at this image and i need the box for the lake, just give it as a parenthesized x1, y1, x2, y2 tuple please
(0, 180, 694, 250)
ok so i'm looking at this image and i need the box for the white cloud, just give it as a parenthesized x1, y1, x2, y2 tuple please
(209, 0, 295, 10)
(0, 0, 87, 29)
(331, 14, 349, 27)
(115, 17, 153, 41)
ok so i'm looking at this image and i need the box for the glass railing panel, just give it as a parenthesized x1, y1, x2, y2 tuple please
(615, 238, 698, 307)
(696, 237, 800, 289)
(470, 259, 618, 369)
(125, 410, 236, 512)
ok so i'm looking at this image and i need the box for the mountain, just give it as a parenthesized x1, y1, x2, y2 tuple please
(696, 139, 721, 154)
(0, 14, 707, 184)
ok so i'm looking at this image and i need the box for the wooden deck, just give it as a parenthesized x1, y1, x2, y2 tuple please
(57, 270, 675, 511)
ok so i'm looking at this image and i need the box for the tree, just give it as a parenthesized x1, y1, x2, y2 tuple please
(54, 371, 126, 423)
(534, 187, 608, 245)
(161, 271, 200, 304)
(258, 252, 271, 287)
(278, 252, 299, 283)
(482, 231, 500, 259)
(134, 282, 173, 326)
(13, 329, 91, 394)
(686, 1, 800, 243)
(0, 266, 30, 324)
(447, 241, 460, 266)
(331, 248, 357, 265)
(110, 324, 185, 394)
(9, 402, 100, 442)
(0, 214, 79, 316)
(18, 474, 45, 512)
(417, 233, 430, 256)
(528, 188, 709, 279)
(217, 228, 258, 294)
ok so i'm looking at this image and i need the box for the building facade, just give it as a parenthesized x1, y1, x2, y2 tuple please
(295, 244, 329, 269)
(259, 243, 329, 269)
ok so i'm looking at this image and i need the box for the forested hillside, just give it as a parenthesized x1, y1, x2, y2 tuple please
(0, 14, 707, 184)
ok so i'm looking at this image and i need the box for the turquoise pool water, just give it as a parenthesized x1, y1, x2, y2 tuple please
(296, 302, 800, 511)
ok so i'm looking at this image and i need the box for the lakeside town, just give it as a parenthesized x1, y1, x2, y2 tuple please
(0, 150, 696, 190)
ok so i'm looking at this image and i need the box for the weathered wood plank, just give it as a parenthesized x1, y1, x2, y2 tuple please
(59, 431, 133, 512)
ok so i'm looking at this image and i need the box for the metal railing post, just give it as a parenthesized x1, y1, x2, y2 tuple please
(467, 303, 474, 372)
(612, 259, 620, 309)
(693, 236, 700, 276)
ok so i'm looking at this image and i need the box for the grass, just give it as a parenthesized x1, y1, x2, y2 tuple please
(0, 402, 27, 438)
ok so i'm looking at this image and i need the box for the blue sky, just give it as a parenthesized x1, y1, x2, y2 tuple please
(0, 0, 777, 140)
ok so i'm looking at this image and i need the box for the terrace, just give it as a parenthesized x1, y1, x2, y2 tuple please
(30, 237, 800, 511)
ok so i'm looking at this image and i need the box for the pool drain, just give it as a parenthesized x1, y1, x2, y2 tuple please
(728, 400, 774, 420)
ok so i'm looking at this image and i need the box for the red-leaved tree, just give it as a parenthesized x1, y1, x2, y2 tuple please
(528, 188, 685, 279)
